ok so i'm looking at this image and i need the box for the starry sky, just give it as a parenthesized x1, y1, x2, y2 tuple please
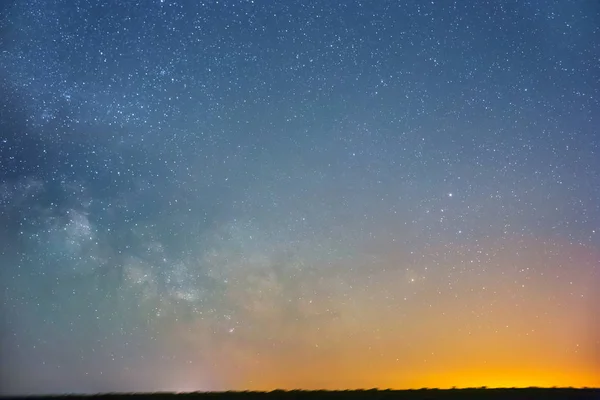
(1, 0, 599, 395)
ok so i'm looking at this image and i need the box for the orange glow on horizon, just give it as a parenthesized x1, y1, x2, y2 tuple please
(234, 364, 600, 391)
(164, 236, 599, 392)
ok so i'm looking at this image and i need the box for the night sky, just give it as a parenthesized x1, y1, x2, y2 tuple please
(1, 0, 599, 394)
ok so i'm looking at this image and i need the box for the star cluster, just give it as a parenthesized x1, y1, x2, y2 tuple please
(1, 0, 599, 394)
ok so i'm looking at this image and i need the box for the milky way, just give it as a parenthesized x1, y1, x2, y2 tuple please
(1, 0, 599, 394)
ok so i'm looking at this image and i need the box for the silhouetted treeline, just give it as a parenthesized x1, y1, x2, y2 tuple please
(2, 388, 599, 400)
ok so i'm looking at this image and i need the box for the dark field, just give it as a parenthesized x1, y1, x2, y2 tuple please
(2, 389, 600, 400)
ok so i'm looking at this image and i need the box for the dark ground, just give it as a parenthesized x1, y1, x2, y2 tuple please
(2, 388, 600, 400)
